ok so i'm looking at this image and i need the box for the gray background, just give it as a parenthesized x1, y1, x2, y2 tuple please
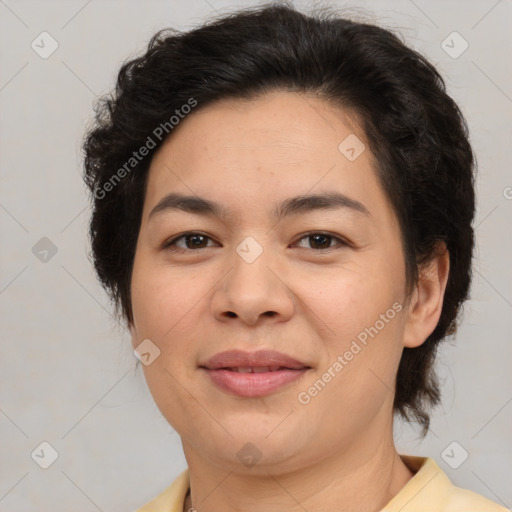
(0, 0, 511, 510)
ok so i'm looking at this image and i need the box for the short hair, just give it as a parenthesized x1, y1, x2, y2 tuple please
(82, 1, 476, 433)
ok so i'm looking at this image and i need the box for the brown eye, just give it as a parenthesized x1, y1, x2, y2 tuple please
(164, 232, 216, 251)
(295, 232, 348, 251)
(163, 231, 348, 252)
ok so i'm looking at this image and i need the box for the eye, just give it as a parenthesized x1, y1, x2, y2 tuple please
(163, 232, 218, 251)
(293, 232, 348, 251)
(162, 231, 349, 252)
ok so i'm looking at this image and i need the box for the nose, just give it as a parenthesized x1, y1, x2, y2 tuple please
(211, 243, 295, 327)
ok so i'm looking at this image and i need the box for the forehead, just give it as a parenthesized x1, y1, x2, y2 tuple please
(155, 91, 364, 161)
(143, 91, 387, 222)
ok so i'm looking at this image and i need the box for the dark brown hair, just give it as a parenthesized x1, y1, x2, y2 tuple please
(82, 2, 476, 433)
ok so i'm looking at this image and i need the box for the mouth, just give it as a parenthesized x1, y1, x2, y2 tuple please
(213, 365, 301, 373)
(199, 349, 311, 397)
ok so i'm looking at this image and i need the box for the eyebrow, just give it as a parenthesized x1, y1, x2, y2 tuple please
(148, 191, 371, 221)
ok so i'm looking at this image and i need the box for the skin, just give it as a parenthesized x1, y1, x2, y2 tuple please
(129, 90, 450, 512)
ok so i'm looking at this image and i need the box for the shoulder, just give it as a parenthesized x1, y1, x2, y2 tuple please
(134, 468, 190, 512)
(382, 456, 509, 512)
(444, 483, 510, 512)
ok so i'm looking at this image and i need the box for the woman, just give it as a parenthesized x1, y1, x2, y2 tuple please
(82, 2, 508, 511)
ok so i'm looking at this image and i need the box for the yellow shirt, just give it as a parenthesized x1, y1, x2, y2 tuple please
(135, 455, 509, 512)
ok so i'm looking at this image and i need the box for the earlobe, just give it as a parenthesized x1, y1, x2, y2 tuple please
(403, 242, 450, 349)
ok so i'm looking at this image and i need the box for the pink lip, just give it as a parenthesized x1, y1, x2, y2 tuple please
(202, 349, 308, 370)
(200, 349, 311, 398)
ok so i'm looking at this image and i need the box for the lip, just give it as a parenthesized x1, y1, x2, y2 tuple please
(201, 349, 309, 370)
(200, 349, 311, 398)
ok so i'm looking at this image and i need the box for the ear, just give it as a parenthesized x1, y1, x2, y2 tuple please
(403, 242, 450, 349)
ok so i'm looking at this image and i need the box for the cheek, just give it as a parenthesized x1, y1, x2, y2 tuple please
(130, 258, 204, 342)
(130, 260, 209, 431)
(306, 263, 396, 339)
(302, 261, 406, 390)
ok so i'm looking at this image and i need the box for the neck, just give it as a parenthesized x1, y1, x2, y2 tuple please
(182, 422, 414, 512)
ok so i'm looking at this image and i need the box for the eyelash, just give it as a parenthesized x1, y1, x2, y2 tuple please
(162, 231, 350, 252)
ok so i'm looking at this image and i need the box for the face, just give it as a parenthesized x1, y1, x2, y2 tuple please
(130, 90, 413, 474)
